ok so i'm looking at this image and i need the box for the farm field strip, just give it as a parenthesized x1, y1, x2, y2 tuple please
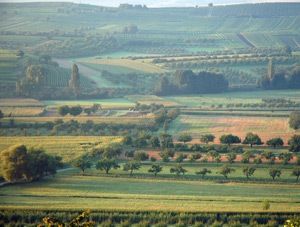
(127, 95, 182, 107)
(80, 58, 164, 74)
(0, 98, 44, 107)
(180, 110, 291, 117)
(0, 107, 44, 117)
(0, 171, 299, 212)
(0, 136, 123, 162)
(168, 115, 298, 144)
(4, 116, 155, 124)
(128, 90, 300, 109)
(43, 98, 135, 109)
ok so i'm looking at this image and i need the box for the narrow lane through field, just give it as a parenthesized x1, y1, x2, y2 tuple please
(54, 58, 117, 88)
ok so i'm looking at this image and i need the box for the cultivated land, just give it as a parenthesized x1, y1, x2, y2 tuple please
(1, 3, 300, 91)
(80, 58, 165, 74)
(1, 2, 300, 225)
(168, 115, 297, 143)
(43, 98, 135, 109)
(0, 136, 123, 162)
(1, 167, 300, 212)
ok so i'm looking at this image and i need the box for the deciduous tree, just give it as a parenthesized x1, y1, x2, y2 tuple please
(218, 165, 235, 179)
(196, 168, 211, 178)
(220, 134, 241, 146)
(292, 167, 300, 181)
(148, 164, 162, 176)
(170, 165, 187, 176)
(96, 159, 119, 174)
(134, 151, 149, 161)
(178, 133, 192, 144)
(242, 133, 263, 148)
(123, 161, 141, 175)
(289, 111, 300, 130)
(200, 134, 215, 144)
(58, 105, 70, 116)
(269, 168, 281, 180)
(73, 154, 91, 173)
(266, 137, 284, 148)
(242, 166, 256, 179)
(288, 135, 300, 152)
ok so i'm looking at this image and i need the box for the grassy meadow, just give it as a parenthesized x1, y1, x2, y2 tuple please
(0, 167, 299, 212)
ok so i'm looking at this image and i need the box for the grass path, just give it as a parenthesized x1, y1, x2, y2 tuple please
(54, 58, 117, 88)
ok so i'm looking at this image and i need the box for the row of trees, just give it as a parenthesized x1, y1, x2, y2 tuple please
(124, 131, 300, 153)
(127, 148, 297, 165)
(74, 156, 300, 181)
(177, 133, 300, 152)
(58, 104, 101, 116)
(0, 145, 62, 183)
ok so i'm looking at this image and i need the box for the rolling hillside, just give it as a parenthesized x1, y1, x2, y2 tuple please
(0, 2, 300, 57)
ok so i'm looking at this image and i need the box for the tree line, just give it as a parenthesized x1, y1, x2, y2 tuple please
(260, 64, 300, 90)
(155, 70, 228, 95)
(124, 132, 300, 153)
(73, 154, 300, 182)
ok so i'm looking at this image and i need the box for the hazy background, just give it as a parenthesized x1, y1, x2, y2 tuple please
(0, 0, 300, 7)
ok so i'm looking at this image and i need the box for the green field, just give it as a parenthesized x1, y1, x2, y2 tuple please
(127, 90, 300, 108)
(0, 166, 299, 212)
(0, 136, 123, 162)
(166, 90, 300, 108)
(79, 62, 144, 74)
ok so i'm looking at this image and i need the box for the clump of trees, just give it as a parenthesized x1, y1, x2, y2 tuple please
(0, 109, 3, 121)
(148, 164, 162, 176)
(170, 165, 187, 176)
(242, 133, 263, 147)
(58, 105, 83, 116)
(156, 70, 228, 95)
(177, 133, 193, 144)
(196, 168, 211, 178)
(266, 138, 284, 148)
(289, 111, 300, 130)
(58, 104, 101, 116)
(96, 158, 120, 174)
(242, 166, 256, 179)
(73, 154, 91, 173)
(0, 145, 62, 182)
(16, 65, 45, 96)
(269, 168, 281, 181)
(218, 165, 235, 179)
(220, 134, 241, 146)
(123, 161, 141, 175)
(260, 64, 300, 90)
(200, 134, 215, 144)
(288, 135, 300, 153)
